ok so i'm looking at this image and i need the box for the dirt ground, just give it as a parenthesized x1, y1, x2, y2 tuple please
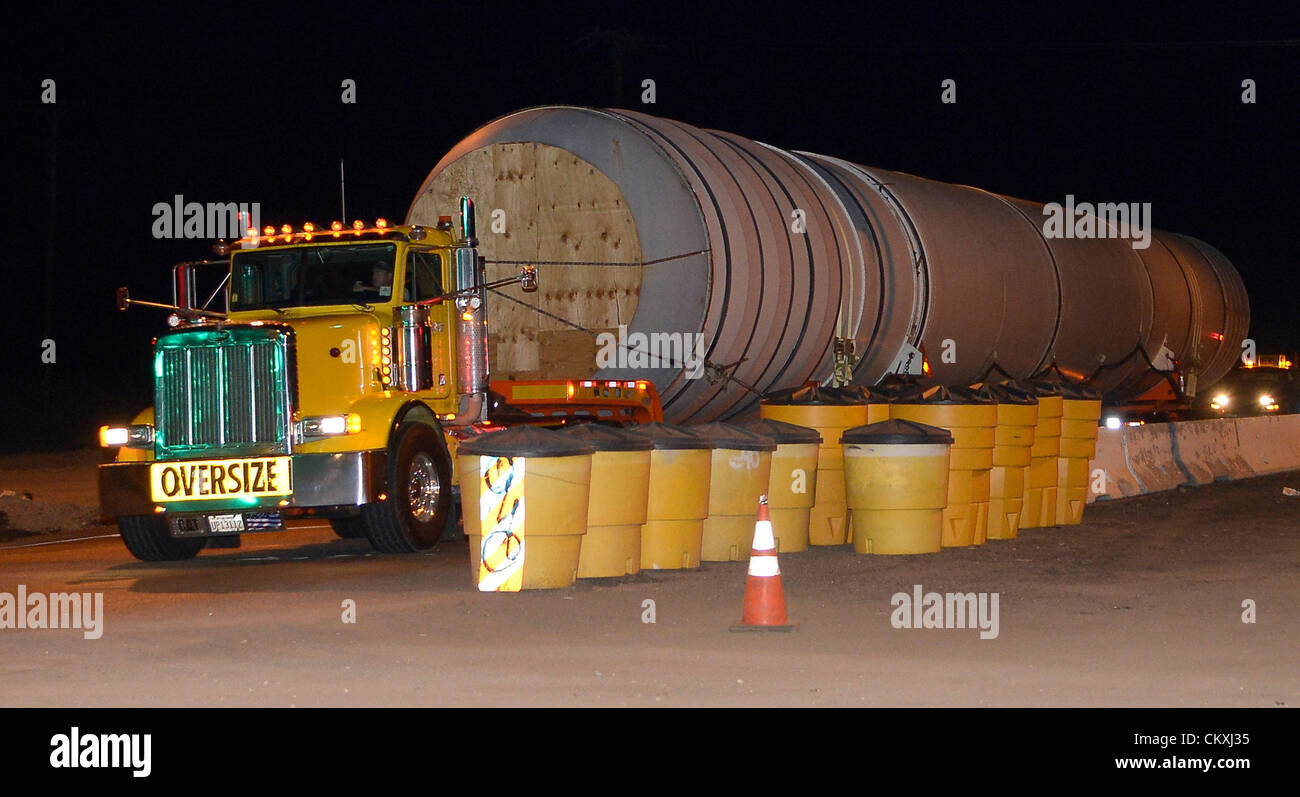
(0, 451, 1296, 707)
(0, 449, 106, 538)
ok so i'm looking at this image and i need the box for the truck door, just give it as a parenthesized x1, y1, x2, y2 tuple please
(404, 249, 452, 398)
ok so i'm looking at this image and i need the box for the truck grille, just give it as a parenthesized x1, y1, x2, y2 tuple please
(154, 325, 296, 458)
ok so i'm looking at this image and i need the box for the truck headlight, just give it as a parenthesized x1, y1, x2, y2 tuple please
(1258, 394, 1274, 407)
(99, 424, 154, 448)
(297, 414, 362, 439)
(1210, 393, 1230, 410)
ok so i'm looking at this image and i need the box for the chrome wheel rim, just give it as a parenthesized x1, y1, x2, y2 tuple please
(407, 453, 440, 522)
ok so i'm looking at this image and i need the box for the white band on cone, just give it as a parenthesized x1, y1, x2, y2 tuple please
(748, 554, 780, 577)
(751, 519, 775, 552)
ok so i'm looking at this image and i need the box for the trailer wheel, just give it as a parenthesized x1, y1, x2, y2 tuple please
(118, 515, 205, 561)
(361, 422, 453, 553)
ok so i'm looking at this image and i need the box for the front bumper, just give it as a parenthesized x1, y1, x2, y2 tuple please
(99, 450, 388, 520)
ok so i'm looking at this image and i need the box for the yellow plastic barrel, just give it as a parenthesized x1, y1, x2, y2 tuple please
(562, 424, 653, 578)
(976, 382, 1038, 540)
(691, 423, 777, 562)
(632, 422, 713, 570)
(1056, 383, 1103, 525)
(841, 419, 953, 554)
(844, 380, 916, 546)
(737, 418, 823, 553)
(1017, 381, 1064, 529)
(457, 426, 593, 590)
(888, 385, 997, 547)
(760, 386, 876, 545)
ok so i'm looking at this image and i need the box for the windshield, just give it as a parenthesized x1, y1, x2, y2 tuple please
(230, 243, 397, 310)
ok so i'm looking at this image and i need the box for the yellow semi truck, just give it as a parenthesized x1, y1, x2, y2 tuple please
(98, 199, 661, 561)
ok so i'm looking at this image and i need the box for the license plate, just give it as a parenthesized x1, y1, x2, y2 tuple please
(150, 457, 293, 503)
(208, 514, 245, 534)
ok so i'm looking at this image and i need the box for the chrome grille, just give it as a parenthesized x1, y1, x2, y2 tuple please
(155, 326, 293, 458)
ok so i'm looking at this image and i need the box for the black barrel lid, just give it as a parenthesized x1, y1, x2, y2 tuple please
(972, 381, 1038, 406)
(761, 384, 859, 405)
(1007, 378, 1063, 398)
(561, 423, 655, 452)
(627, 422, 714, 450)
(893, 384, 996, 405)
(688, 422, 778, 452)
(835, 385, 876, 402)
(737, 418, 824, 445)
(865, 379, 926, 402)
(457, 425, 595, 458)
(1054, 381, 1103, 401)
(840, 418, 954, 446)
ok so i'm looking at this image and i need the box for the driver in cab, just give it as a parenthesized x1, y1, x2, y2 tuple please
(352, 262, 394, 300)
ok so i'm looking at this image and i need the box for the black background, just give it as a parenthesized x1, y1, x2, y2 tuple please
(3, 2, 1297, 452)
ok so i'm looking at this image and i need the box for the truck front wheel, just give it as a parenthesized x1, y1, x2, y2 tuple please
(361, 422, 453, 553)
(118, 515, 205, 561)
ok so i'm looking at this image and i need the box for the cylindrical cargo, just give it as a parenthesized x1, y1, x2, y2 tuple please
(457, 426, 593, 590)
(760, 386, 875, 545)
(1018, 381, 1064, 529)
(632, 422, 713, 569)
(887, 385, 997, 547)
(691, 423, 777, 562)
(978, 382, 1039, 539)
(411, 107, 1248, 423)
(737, 418, 823, 553)
(561, 424, 653, 578)
(1056, 383, 1104, 525)
(841, 420, 954, 554)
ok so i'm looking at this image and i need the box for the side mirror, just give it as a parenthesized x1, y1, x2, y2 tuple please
(116, 287, 131, 311)
(519, 265, 538, 293)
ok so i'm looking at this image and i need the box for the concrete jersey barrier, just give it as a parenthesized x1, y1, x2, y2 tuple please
(1087, 415, 1300, 503)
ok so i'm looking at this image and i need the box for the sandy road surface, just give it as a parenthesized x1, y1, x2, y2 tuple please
(0, 473, 1296, 707)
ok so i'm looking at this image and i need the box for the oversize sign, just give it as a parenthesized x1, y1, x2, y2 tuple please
(150, 457, 293, 502)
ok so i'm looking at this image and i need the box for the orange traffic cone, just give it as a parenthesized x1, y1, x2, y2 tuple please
(730, 495, 795, 632)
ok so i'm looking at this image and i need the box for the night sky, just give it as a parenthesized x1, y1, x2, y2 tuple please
(3, 4, 1296, 452)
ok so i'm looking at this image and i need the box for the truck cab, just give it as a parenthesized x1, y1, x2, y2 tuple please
(100, 207, 498, 560)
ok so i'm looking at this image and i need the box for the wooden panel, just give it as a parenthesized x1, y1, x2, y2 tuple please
(410, 143, 643, 381)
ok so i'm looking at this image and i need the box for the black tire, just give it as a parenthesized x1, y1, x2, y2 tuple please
(441, 496, 465, 542)
(329, 517, 368, 539)
(361, 422, 454, 553)
(119, 515, 205, 561)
